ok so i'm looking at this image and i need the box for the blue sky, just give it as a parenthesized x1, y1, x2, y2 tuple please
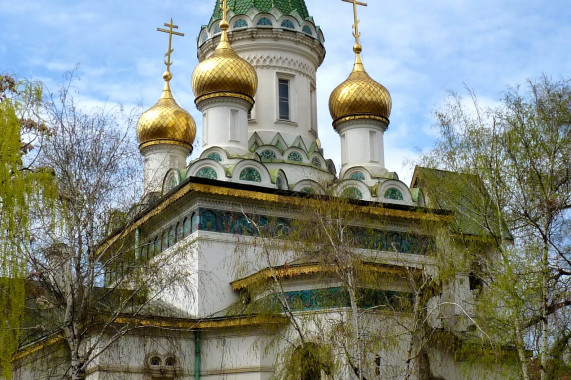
(1, 0, 569, 184)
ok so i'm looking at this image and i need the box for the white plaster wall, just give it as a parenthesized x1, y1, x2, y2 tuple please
(199, 97, 251, 156)
(141, 144, 190, 194)
(337, 119, 388, 178)
(198, 30, 325, 151)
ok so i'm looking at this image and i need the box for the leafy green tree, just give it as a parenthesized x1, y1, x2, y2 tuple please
(0, 74, 55, 379)
(421, 76, 571, 380)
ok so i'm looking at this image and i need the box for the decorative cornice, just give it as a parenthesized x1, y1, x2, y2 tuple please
(199, 28, 325, 68)
(195, 91, 254, 108)
(100, 182, 454, 254)
(333, 114, 390, 130)
(12, 315, 287, 361)
(231, 262, 421, 290)
(139, 139, 193, 151)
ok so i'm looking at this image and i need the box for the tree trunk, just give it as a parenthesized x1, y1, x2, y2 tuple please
(514, 316, 531, 380)
(540, 243, 548, 380)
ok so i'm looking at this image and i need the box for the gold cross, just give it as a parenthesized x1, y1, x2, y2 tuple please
(220, 0, 230, 22)
(341, 0, 367, 46)
(157, 19, 184, 73)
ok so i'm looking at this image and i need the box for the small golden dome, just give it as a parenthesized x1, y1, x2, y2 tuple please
(328, 51, 392, 129)
(137, 72, 196, 151)
(192, 21, 257, 106)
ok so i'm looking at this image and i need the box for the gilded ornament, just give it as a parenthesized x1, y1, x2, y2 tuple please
(192, 0, 258, 106)
(137, 20, 196, 151)
(329, 0, 391, 128)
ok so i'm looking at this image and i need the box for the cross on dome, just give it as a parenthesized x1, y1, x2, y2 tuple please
(157, 18, 184, 76)
(341, 0, 367, 53)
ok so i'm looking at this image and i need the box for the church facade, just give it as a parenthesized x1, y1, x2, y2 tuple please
(11, 1, 519, 379)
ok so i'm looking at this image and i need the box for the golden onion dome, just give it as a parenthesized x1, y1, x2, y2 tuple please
(192, 19, 257, 106)
(329, 45, 392, 129)
(137, 71, 196, 151)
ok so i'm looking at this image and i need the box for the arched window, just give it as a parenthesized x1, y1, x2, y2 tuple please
(301, 187, 314, 194)
(311, 157, 321, 168)
(201, 33, 208, 43)
(260, 150, 277, 160)
(162, 231, 168, 251)
(141, 244, 148, 261)
(196, 167, 218, 179)
(183, 217, 191, 237)
(191, 212, 199, 232)
(213, 25, 221, 34)
(233, 19, 247, 28)
(276, 176, 284, 190)
(239, 168, 262, 182)
(168, 227, 175, 247)
(342, 187, 363, 200)
(384, 187, 404, 200)
(350, 171, 365, 181)
(302, 25, 313, 35)
(281, 19, 295, 29)
(153, 237, 160, 257)
(287, 151, 303, 162)
(207, 152, 222, 162)
(149, 356, 161, 368)
(176, 222, 182, 242)
(257, 17, 272, 26)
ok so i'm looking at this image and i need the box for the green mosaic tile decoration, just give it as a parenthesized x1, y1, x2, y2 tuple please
(384, 187, 404, 200)
(211, 0, 310, 22)
(311, 157, 321, 168)
(281, 19, 295, 29)
(350, 171, 365, 181)
(287, 151, 302, 162)
(240, 167, 262, 182)
(196, 167, 218, 180)
(342, 187, 363, 200)
(234, 18, 248, 28)
(257, 17, 273, 26)
(207, 152, 222, 162)
(260, 150, 277, 160)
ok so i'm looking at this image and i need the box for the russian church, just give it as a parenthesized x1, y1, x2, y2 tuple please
(11, 0, 518, 379)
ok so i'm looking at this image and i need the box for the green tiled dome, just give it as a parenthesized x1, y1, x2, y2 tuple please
(210, 0, 310, 22)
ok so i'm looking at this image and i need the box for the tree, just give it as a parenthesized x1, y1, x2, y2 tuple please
(12, 75, 193, 380)
(0, 74, 54, 379)
(420, 76, 571, 379)
(231, 191, 454, 380)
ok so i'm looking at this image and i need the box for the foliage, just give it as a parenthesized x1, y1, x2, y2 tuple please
(0, 74, 55, 379)
(421, 75, 571, 379)
(15, 74, 151, 379)
(232, 192, 454, 379)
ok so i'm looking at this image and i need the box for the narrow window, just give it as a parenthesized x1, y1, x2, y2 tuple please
(229, 109, 239, 141)
(278, 79, 290, 120)
(369, 130, 378, 162)
(310, 85, 317, 132)
(202, 112, 208, 146)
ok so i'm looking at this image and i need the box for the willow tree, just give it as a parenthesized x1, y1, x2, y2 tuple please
(0, 75, 55, 378)
(231, 190, 451, 380)
(421, 76, 571, 379)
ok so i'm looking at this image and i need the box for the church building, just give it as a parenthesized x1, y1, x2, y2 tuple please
(11, 1, 519, 379)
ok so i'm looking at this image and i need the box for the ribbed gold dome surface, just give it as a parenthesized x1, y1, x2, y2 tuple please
(192, 23, 257, 105)
(329, 53, 391, 128)
(137, 72, 196, 150)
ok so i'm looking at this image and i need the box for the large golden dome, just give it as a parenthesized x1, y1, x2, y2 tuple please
(137, 72, 196, 151)
(192, 20, 257, 106)
(329, 49, 391, 129)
